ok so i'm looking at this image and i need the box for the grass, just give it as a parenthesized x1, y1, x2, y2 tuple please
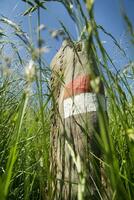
(0, 0, 134, 199)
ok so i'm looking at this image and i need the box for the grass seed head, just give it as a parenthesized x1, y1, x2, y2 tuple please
(25, 60, 35, 82)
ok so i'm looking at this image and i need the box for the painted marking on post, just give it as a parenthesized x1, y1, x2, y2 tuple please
(63, 74, 106, 118)
(63, 93, 106, 118)
(64, 75, 104, 99)
(64, 75, 92, 99)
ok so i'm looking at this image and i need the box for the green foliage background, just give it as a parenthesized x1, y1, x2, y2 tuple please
(0, 0, 134, 199)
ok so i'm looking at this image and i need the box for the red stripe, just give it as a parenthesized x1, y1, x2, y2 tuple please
(64, 75, 91, 99)
(64, 75, 104, 99)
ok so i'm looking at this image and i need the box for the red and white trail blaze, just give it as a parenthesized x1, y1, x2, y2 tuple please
(63, 74, 106, 118)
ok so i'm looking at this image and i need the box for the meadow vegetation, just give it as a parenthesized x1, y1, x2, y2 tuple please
(0, 0, 134, 199)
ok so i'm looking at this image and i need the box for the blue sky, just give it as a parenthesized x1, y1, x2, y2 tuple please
(0, 0, 134, 69)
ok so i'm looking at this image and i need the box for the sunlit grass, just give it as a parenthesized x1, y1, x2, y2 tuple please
(0, 0, 134, 199)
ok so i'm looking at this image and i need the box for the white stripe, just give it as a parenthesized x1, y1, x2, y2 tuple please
(63, 93, 106, 118)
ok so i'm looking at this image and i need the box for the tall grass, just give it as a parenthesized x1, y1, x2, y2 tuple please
(0, 0, 134, 199)
(0, 15, 50, 200)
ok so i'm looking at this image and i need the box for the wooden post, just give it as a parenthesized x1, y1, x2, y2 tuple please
(50, 40, 106, 199)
